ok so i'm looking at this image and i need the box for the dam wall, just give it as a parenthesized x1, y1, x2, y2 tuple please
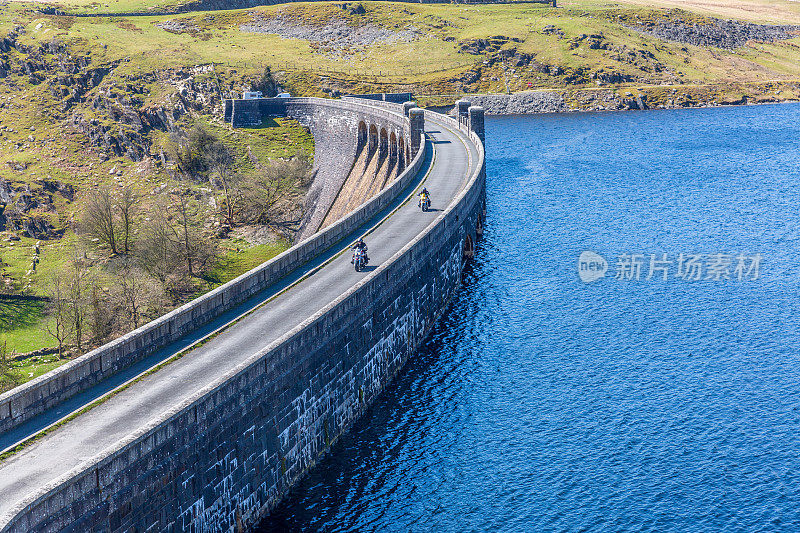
(0, 97, 420, 438)
(0, 101, 486, 533)
(226, 96, 420, 240)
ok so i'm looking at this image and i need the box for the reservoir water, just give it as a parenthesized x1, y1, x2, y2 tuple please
(260, 103, 800, 532)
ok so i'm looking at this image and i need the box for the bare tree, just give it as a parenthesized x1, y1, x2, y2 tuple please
(118, 185, 138, 255)
(0, 338, 19, 393)
(83, 185, 139, 256)
(235, 155, 311, 232)
(66, 259, 88, 352)
(137, 199, 175, 285)
(171, 191, 217, 279)
(88, 281, 114, 345)
(46, 274, 74, 359)
(135, 192, 217, 297)
(83, 187, 118, 255)
(206, 140, 237, 226)
(119, 264, 163, 330)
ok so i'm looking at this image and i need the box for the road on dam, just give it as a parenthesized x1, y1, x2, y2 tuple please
(0, 113, 479, 519)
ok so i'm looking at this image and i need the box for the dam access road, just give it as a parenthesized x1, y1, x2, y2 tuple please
(0, 101, 484, 531)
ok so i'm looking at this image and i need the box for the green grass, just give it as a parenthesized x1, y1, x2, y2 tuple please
(200, 116, 315, 169)
(205, 242, 288, 286)
(9, 352, 64, 381)
(0, 299, 56, 353)
(26, 0, 800, 26)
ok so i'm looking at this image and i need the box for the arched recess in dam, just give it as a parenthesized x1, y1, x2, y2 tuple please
(398, 133, 406, 173)
(389, 131, 398, 170)
(379, 127, 388, 158)
(320, 117, 413, 231)
(368, 123, 379, 157)
(357, 121, 368, 152)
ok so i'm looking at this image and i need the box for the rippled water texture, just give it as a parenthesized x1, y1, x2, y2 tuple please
(260, 104, 800, 532)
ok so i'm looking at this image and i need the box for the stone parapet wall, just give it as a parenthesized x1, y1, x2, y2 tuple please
(341, 92, 413, 104)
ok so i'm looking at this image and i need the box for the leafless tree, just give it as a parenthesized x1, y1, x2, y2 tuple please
(135, 192, 217, 296)
(82, 185, 139, 256)
(235, 155, 311, 232)
(88, 280, 117, 344)
(66, 258, 89, 352)
(0, 338, 19, 393)
(46, 274, 74, 359)
(137, 199, 175, 285)
(118, 185, 138, 255)
(83, 186, 118, 255)
(119, 264, 163, 330)
(171, 191, 217, 279)
(206, 140, 237, 227)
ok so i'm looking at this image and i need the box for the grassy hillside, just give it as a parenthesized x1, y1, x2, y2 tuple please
(4, 1, 800, 95)
(575, 0, 800, 25)
(22, 0, 800, 24)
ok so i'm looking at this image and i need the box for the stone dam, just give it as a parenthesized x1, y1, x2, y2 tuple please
(0, 95, 486, 532)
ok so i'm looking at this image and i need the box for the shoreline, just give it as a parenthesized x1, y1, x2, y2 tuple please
(422, 80, 800, 116)
(471, 96, 800, 117)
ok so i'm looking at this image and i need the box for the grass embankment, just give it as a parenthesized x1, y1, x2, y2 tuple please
(573, 0, 800, 25)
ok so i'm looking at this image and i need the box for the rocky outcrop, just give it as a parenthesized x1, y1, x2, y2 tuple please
(458, 35, 522, 55)
(617, 12, 800, 49)
(467, 91, 570, 115)
(0, 178, 67, 239)
(0, 26, 226, 161)
(69, 67, 222, 160)
(240, 14, 421, 59)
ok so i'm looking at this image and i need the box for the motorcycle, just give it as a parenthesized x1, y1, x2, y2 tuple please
(353, 248, 368, 272)
(419, 194, 431, 212)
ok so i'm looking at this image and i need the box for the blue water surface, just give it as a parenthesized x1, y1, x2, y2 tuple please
(260, 103, 800, 532)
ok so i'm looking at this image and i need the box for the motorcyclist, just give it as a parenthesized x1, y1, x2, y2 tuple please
(418, 187, 430, 207)
(351, 238, 368, 264)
